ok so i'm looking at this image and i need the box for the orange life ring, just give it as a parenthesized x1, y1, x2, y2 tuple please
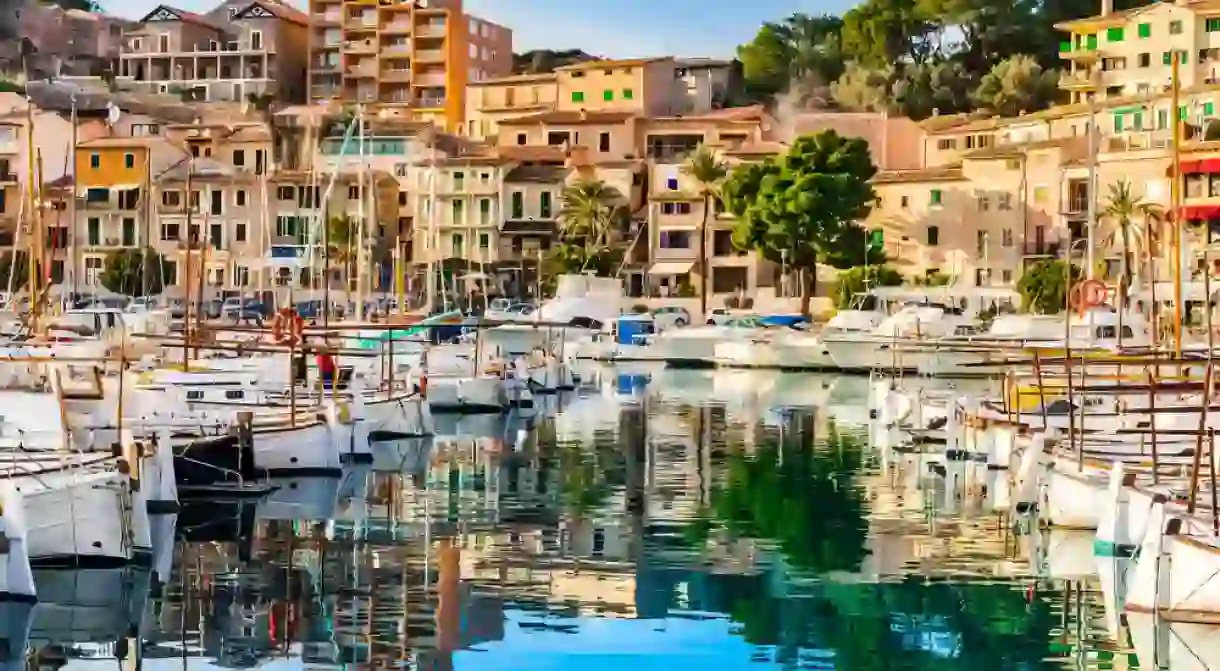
(270, 308, 304, 345)
(1070, 280, 1108, 316)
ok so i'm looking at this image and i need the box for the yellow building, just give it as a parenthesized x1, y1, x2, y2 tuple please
(307, 0, 513, 131)
(464, 72, 559, 140)
(554, 57, 692, 116)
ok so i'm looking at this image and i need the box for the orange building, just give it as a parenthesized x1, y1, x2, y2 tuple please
(307, 0, 512, 131)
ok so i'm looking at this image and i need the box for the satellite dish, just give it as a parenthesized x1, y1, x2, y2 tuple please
(106, 102, 121, 126)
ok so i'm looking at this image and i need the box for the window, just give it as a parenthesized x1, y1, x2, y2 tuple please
(1107, 27, 1124, 42)
(511, 191, 524, 218)
(236, 190, 246, 206)
(276, 186, 294, 200)
(233, 149, 245, 167)
(1002, 270, 1013, 284)
(1001, 228, 1014, 247)
(250, 30, 262, 50)
(661, 202, 692, 215)
(666, 178, 678, 190)
(236, 222, 247, 243)
(479, 198, 491, 224)
(930, 189, 942, 205)
(1138, 52, 1150, 67)
(977, 193, 989, 211)
(1207, 102, 1216, 117)
(516, 133, 527, 145)
(123, 153, 134, 169)
(936, 138, 957, 150)
(622, 88, 633, 100)
(161, 221, 179, 241)
(451, 233, 464, 256)
(659, 231, 691, 248)
(1139, 22, 1151, 38)
(900, 195, 909, 208)
(1133, 111, 1144, 129)
(1114, 114, 1124, 133)
(599, 132, 610, 152)
(1209, 18, 1220, 32)
(89, 153, 100, 168)
(540, 191, 552, 218)
(1087, 34, 1098, 49)
(158, 34, 169, 52)
(571, 91, 585, 103)
(927, 226, 940, 246)
(1159, 108, 1169, 128)
(348, 185, 359, 200)
(451, 199, 463, 222)
(1180, 50, 1188, 64)
(122, 218, 135, 246)
(479, 233, 489, 249)
(603, 89, 614, 101)
(998, 193, 1013, 210)
(87, 218, 100, 246)
(1171, 20, 1183, 34)
(185, 390, 203, 401)
(1033, 186, 1049, 204)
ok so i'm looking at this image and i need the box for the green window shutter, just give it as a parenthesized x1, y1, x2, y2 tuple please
(1087, 34, 1098, 49)
(1171, 20, 1183, 34)
(1181, 50, 1188, 64)
(622, 88, 634, 100)
(1181, 105, 1188, 120)
(1133, 111, 1143, 129)
(1114, 114, 1124, 133)
(930, 189, 942, 205)
(1159, 108, 1169, 127)
(1107, 27, 1124, 41)
(1060, 41, 1072, 52)
(1210, 18, 1220, 31)
(1164, 51, 1173, 65)
(572, 91, 584, 103)
(1206, 102, 1215, 116)
(603, 89, 613, 101)
(868, 230, 884, 250)
(1139, 22, 1151, 38)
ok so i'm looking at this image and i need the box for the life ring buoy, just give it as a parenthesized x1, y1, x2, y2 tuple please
(1070, 280, 1108, 316)
(270, 308, 304, 345)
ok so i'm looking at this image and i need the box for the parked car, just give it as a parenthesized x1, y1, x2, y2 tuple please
(126, 296, 161, 313)
(221, 297, 268, 322)
(706, 308, 737, 325)
(652, 306, 692, 330)
(485, 301, 535, 323)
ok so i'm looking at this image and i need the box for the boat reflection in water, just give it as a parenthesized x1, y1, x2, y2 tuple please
(7, 369, 1174, 669)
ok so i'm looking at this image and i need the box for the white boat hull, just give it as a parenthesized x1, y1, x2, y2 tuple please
(16, 471, 132, 565)
(253, 421, 341, 473)
(427, 376, 505, 413)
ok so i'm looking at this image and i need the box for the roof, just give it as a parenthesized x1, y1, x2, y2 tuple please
(498, 110, 638, 126)
(674, 58, 734, 69)
(962, 137, 1085, 160)
(468, 72, 558, 87)
(136, 4, 228, 32)
(920, 114, 1000, 133)
(496, 145, 567, 162)
(501, 220, 558, 235)
(555, 57, 668, 71)
(723, 141, 785, 157)
(78, 135, 179, 149)
(234, 0, 309, 26)
(504, 165, 570, 183)
(156, 157, 237, 182)
(1054, 3, 1154, 31)
(873, 165, 966, 185)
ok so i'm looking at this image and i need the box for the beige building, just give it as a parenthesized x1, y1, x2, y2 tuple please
(1056, 0, 1220, 104)
(464, 73, 559, 141)
(307, 0, 512, 131)
(118, 0, 310, 103)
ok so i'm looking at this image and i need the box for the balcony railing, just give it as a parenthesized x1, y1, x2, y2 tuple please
(1062, 196, 1089, 214)
(1023, 242, 1061, 256)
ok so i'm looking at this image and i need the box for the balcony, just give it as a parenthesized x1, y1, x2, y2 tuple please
(1059, 41, 1101, 62)
(1023, 241, 1062, 257)
(415, 49, 444, 62)
(413, 72, 446, 87)
(346, 62, 377, 78)
(1059, 70, 1101, 90)
(380, 68, 411, 82)
(415, 23, 446, 38)
(343, 39, 377, 54)
(313, 60, 341, 73)
(417, 95, 445, 108)
(1061, 194, 1089, 215)
(318, 11, 341, 24)
(382, 20, 412, 34)
(345, 15, 377, 31)
(382, 40, 411, 54)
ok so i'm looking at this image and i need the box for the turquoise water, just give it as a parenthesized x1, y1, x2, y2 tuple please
(25, 370, 1154, 669)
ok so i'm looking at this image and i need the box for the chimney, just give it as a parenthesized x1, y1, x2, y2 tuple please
(1101, 0, 1112, 15)
(579, 108, 587, 122)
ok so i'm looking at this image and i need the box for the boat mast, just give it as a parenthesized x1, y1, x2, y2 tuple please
(355, 104, 366, 322)
(1172, 54, 1184, 357)
(23, 91, 39, 332)
(69, 92, 78, 301)
(182, 158, 194, 370)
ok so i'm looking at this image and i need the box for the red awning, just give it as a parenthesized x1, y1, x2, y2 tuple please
(1181, 204, 1220, 220)
(1174, 158, 1220, 175)
(1180, 160, 1203, 174)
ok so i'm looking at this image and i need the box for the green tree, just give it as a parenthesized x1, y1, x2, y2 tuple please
(0, 251, 28, 291)
(830, 63, 894, 113)
(890, 60, 974, 119)
(100, 248, 167, 296)
(972, 54, 1060, 116)
(550, 178, 626, 279)
(737, 14, 846, 101)
(681, 145, 728, 319)
(1017, 259, 1082, 314)
(841, 0, 937, 68)
(832, 265, 904, 309)
(1101, 179, 1163, 291)
(723, 130, 877, 316)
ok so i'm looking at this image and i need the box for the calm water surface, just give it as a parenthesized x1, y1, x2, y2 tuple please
(22, 369, 1154, 670)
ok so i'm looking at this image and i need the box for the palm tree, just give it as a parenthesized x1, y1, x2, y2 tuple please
(327, 215, 357, 300)
(682, 145, 728, 319)
(558, 178, 624, 274)
(1101, 180, 1163, 292)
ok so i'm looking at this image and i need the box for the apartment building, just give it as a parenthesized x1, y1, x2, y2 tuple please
(464, 57, 742, 142)
(70, 135, 188, 289)
(500, 162, 568, 270)
(409, 152, 508, 268)
(118, 0, 309, 104)
(642, 107, 774, 306)
(307, 0, 511, 131)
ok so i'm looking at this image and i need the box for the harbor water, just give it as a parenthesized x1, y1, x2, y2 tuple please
(9, 369, 1161, 669)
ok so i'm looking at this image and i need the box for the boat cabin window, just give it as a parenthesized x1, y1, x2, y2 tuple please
(185, 390, 203, 401)
(225, 390, 244, 400)
(1096, 325, 1135, 339)
(953, 324, 980, 336)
